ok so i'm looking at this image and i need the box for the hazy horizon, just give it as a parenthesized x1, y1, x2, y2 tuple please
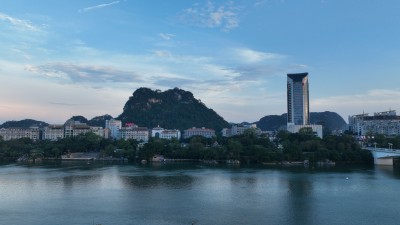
(0, 86, 346, 125)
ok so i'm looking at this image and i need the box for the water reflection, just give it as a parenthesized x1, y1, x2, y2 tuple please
(2, 162, 400, 225)
(60, 175, 102, 190)
(286, 175, 314, 225)
(120, 174, 195, 189)
(376, 165, 400, 179)
(231, 176, 257, 186)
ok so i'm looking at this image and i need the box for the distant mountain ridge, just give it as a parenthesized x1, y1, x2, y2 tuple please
(0, 88, 347, 135)
(0, 119, 48, 129)
(256, 111, 347, 133)
(64, 115, 113, 128)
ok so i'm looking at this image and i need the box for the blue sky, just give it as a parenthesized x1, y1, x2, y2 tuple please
(1, 0, 400, 124)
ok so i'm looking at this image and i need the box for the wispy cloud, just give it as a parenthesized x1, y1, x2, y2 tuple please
(233, 48, 284, 63)
(313, 89, 400, 120)
(219, 48, 288, 81)
(233, 65, 283, 81)
(154, 50, 172, 57)
(159, 33, 175, 40)
(48, 102, 89, 106)
(79, 1, 120, 13)
(0, 12, 39, 31)
(25, 63, 143, 84)
(0, 12, 48, 63)
(179, 1, 240, 31)
(254, 0, 268, 7)
(154, 77, 197, 88)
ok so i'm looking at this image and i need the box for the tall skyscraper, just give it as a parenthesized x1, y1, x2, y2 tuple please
(287, 72, 309, 125)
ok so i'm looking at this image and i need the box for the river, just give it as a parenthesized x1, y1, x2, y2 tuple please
(0, 162, 399, 225)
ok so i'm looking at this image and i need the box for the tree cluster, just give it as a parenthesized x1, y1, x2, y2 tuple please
(277, 129, 372, 163)
(139, 129, 277, 163)
(0, 133, 138, 162)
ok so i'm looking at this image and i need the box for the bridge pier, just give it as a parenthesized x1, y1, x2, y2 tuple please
(374, 157, 393, 166)
(365, 147, 400, 166)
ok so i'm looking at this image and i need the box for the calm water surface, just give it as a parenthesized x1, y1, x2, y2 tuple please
(0, 162, 399, 225)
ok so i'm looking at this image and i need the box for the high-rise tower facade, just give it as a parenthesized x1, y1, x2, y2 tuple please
(287, 73, 309, 125)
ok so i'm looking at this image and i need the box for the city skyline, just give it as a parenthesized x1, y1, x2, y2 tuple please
(1, 1, 400, 124)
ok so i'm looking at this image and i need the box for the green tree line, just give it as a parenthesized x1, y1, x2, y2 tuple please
(0, 129, 373, 164)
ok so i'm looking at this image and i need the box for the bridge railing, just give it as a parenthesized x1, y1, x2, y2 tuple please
(363, 147, 400, 154)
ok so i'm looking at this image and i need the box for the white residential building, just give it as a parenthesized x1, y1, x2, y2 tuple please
(151, 126, 164, 137)
(43, 125, 64, 141)
(44, 123, 104, 140)
(90, 126, 105, 137)
(349, 110, 400, 136)
(151, 126, 181, 140)
(120, 126, 149, 142)
(64, 120, 92, 137)
(222, 124, 261, 137)
(0, 127, 40, 141)
(183, 127, 215, 139)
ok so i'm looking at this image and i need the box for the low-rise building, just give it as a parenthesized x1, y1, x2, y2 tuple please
(183, 127, 215, 139)
(103, 128, 111, 139)
(349, 110, 400, 136)
(222, 124, 261, 137)
(120, 126, 149, 142)
(64, 120, 93, 137)
(221, 128, 231, 137)
(160, 129, 181, 139)
(0, 127, 40, 141)
(90, 126, 105, 138)
(151, 126, 181, 140)
(43, 125, 64, 141)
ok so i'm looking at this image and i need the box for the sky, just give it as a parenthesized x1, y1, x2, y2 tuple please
(1, 0, 400, 125)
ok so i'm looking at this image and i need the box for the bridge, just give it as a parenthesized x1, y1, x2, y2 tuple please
(363, 147, 400, 166)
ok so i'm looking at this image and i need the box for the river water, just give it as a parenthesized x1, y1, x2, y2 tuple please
(0, 162, 399, 225)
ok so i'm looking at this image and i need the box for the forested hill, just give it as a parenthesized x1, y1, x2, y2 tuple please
(65, 115, 113, 128)
(0, 119, 48, 129)
(117, 87, 230, 131)
(256, 111, 347, 133)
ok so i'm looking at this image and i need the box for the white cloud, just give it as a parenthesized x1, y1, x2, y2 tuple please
(25, 63, 143, 84)
(25, 64, 68, 79)
(79, 1, 120, 13)
(313, 89, 400, 121)
(180, 1, 240, 31)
